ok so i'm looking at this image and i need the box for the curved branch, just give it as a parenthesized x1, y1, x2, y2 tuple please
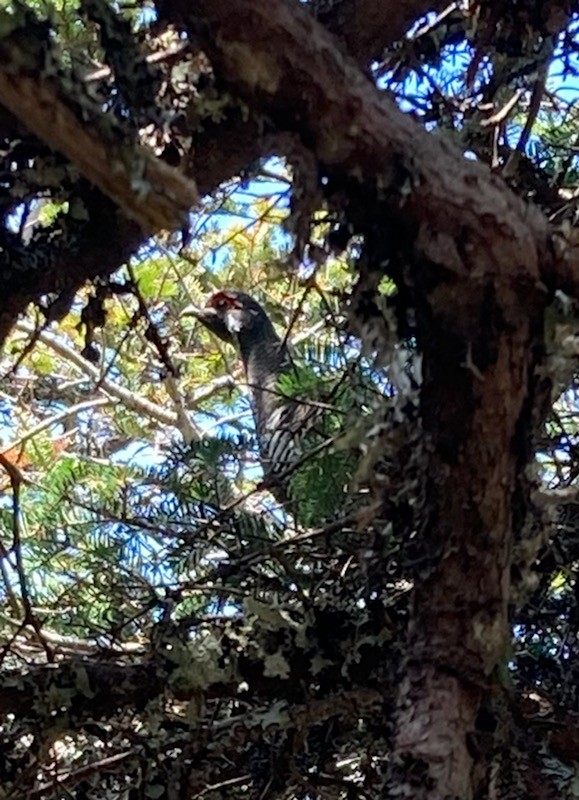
(0, 26, 197, 233)
(170, 0, 550, 296)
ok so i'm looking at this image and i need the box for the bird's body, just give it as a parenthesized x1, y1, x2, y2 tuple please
(189, 291, 314, 502)
(188, 290, 409, 535)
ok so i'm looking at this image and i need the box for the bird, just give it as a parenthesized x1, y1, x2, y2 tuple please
(186, 290, 347, 518)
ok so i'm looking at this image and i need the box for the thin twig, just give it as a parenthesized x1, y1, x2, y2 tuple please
(0, 453, 53, 661)
(2, 397, 113, 454)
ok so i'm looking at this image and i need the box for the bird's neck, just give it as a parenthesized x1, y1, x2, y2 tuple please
(239, 331, 288, 436)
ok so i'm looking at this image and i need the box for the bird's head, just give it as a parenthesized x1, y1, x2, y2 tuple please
(185, 291, 278, 347)
(185, 290, 288, 393)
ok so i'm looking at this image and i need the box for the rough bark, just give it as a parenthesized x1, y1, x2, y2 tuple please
(390, 284, 540, 797)
(159, 1, 556, 794)
(0, 31, 197, 234)
(0, 2, 576, 795)
(0, 0, 438, 345)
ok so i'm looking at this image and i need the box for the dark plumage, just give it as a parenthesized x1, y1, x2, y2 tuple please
(189, 291, 315, 501)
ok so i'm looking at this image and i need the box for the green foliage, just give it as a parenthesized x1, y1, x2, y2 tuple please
(3, 2, 579, 797)
(275, 340, 383, 525)
(0, 207, 383, 637)
(289, 447, 355, 526)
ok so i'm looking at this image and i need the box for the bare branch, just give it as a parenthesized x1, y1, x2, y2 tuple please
(14, 321, 180, 428)
(2, 397, 114, 453)
(13, 321, 237, 437)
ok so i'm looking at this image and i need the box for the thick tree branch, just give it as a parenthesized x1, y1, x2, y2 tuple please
(169, 0, 553, 298)
(0, 660, 163, 721)
(0, 31, 197, 234)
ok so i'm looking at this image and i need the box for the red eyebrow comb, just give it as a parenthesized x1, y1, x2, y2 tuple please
(208, 291, 242, 308)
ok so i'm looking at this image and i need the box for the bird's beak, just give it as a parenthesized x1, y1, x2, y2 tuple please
(181, 304, 206, 319)
(181, 304, 235, 344)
